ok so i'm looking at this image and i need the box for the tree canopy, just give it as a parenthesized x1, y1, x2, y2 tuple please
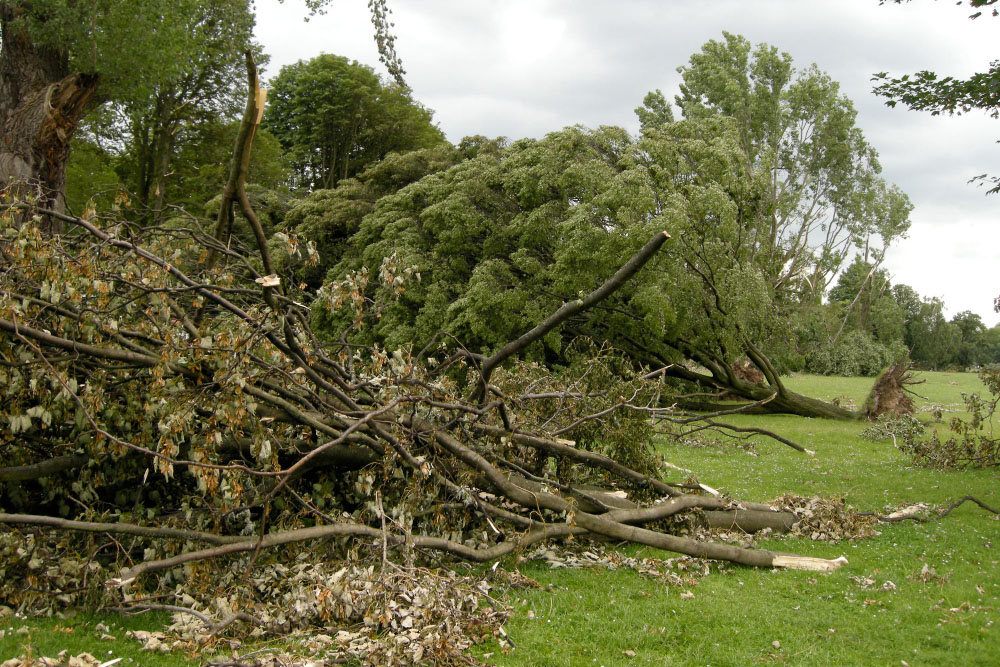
(676, 32, 912, 302)
(264, 53, 445, 191)
(309, 35, 912, 416)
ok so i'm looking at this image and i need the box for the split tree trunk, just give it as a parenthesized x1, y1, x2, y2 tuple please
(0, 4, 98, 234)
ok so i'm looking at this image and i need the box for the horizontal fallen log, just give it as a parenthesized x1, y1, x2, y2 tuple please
(869, 495, 1000, 523)
(110, 522, 583, 586)
(424, 421, 843, 570)
(503, 473, 798, 532)
(469, 422, 682, 497)
(704, 509, 796, 533)
(0, 513, 248, 544)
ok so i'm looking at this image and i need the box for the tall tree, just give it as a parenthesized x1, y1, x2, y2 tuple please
(264, 54, 444, 191)
(675, 32, 912, 302)
(2, 0, 412, 231)
(950, 310, 988, 367)
(893, 283, 923, 335)
(0, 0, 231, 232)
(909, 297, 961, 369)
(88, 0, 257, 221)
(827, 255, 903, 345)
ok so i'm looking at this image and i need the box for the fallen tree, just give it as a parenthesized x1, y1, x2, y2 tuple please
(0, 197, 848, 656)
(281, 33, 913, 422)
(0, 55, 861, 664)
(0, 193, 829, 568)
(313, 118, 901, 421)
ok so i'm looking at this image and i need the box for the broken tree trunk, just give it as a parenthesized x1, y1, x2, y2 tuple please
(0, 5, 98, 233)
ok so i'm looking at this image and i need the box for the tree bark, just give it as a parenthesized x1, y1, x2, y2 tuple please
(0, 4, 98, 233)
(618, 331, 858, 420)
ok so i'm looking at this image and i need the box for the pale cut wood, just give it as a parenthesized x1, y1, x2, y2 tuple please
(772, 555, 848, 571)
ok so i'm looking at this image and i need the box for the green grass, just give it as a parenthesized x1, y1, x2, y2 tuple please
(0, 611, 188, 664)
(476, 371, 1000, 666)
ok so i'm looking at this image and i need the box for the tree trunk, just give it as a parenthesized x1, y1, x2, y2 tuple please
(150, 90, 180, 223)
(665, 360, 857, 420)
(621, 332, 858, 420)
(0, 4, 99, 234)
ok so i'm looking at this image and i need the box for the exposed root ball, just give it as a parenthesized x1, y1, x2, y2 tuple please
(730, 358, 764, 385)
(862, 362, 918, 420)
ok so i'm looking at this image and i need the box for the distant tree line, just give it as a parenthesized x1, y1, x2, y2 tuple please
(782, 255, 1000, 374)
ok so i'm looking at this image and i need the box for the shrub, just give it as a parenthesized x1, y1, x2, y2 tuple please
(805, 330, 906, 376)
(860, 413, 925, 446)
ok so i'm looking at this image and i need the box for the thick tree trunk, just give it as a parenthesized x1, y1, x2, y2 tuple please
(623, 337, 856, 420)
(0, 5, 98, 233)
(665, 360, 857, 420)
(614, 331, 857, 420)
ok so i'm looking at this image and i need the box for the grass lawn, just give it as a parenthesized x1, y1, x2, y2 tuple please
(476, 371, 1000, 666)
(0, 611, 186, 665)
(3, 372, 997, 666)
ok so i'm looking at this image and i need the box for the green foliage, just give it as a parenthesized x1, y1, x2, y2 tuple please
(264, 53, 445, 190)
(77, 0, 258, 215)
(4, 0, 223, 101)
(300, 33, 914, 402)
(909, 297, 962, 370)
(491, 341, 661, 486)
(634, 89, 674, 132)
(892, 283, 922, 325)
(983, 325, 1000, 364)
(875, 1, 999, 194)
(860, 412, 925, 444)
(805, 329, 906, 377)
(950, 310, 991, 367)
(280, 144, 464, 288)
(827, 258, 898, 338)
(205, 183, 293, 254)
(171, 121, 289, 212)
(0, 185, 670, 645)
(785, 256, 908, 378)
(64, 136, 121, 214)
(676, 33, 911, 301)
(318, 119, 775, 373)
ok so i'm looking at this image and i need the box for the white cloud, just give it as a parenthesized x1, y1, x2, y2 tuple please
(885, 219, 998, 325)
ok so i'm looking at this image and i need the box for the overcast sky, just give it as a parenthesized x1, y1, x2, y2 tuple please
(255, 0, 999, 326)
